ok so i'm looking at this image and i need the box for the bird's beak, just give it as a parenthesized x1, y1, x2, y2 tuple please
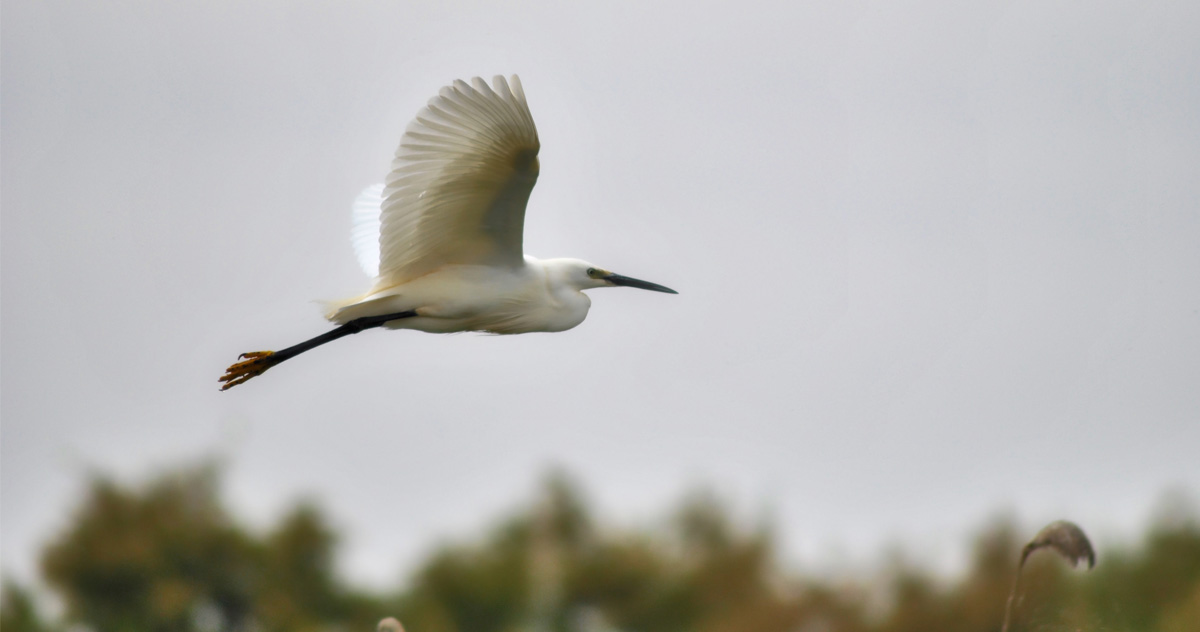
(605, 272, 678, 294)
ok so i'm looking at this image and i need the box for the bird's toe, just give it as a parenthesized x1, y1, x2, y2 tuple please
(219, 351, 277, 390)
(237, 350, 274, 361)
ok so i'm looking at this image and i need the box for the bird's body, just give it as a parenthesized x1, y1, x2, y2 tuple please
(220, 75, 675, 390)
(326, 256, 595, 335)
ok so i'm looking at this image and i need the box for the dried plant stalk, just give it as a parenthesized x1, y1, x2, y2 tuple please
(1001, 520, 1095, 632)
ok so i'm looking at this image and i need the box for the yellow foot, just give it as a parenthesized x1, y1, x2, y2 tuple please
(219, 350, 278, 390)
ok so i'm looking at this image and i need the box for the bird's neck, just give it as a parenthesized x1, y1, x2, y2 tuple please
(530, 257, 589, 297)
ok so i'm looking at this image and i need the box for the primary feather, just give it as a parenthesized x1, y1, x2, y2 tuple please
(351, 183, 385, 278)
(375, 75, 540, 290)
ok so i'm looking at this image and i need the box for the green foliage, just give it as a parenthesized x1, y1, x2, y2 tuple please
(2, 579, 58, 632)
(37, 464, 381, 632)
(14, 464, 1200, 632)
(41, 465, 257, 632)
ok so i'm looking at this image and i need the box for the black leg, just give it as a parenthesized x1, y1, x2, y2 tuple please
(220, 310, 418, 390)
(270, 311, 419, 362)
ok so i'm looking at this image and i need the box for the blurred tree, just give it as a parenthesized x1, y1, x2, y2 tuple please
(952, 520, 1019, 632)
(16, 463, 1200, 632)
(1158, 581, 1200, 632)
(41, 465, 258, 632)
(2, 578, 57, 632)
(38, 464, 382, 632)
(877, 568, 948, 632)
(1079, 509, 1200, 632)
(398, 471, 588, 632)
(255, 502, 358, 630)
(400, 479, 823, 632)
(667, 493, 802, 632)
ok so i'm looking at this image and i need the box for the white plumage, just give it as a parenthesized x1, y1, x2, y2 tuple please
(378, 75, 539, 286)
(220, 75, 675, 390)
(350, 183, 384, 278)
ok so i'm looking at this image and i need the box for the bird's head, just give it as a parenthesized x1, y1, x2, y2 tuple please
(552, 258, 678, 294)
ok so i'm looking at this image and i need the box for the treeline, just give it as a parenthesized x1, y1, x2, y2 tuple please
(3, 465, 1198, 632)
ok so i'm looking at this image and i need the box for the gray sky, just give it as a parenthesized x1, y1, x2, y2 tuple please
(4, 1, 1198, 588)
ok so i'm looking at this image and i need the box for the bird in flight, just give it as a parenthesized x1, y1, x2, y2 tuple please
(220, 75, 677, 390)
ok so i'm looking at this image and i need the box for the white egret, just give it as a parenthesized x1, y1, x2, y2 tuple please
(220, 75, 676, 390)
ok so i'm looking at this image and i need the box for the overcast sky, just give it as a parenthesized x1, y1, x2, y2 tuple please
(3, 1, 1198, 589)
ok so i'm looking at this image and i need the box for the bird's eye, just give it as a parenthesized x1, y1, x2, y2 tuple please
(586, 267, 597, 277)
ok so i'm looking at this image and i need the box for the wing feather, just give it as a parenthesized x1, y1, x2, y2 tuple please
(351, 183, 385, 278)
(375, 75, 540, 289)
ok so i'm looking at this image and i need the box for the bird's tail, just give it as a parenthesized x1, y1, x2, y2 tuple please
(319, 297, 357, 322)
(320, 292, 409, 325)
(319, 295, 380, 324)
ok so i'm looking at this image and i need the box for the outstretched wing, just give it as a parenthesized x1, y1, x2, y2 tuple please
(351, 183, 384, 278)
(376, 75, 540, 289)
